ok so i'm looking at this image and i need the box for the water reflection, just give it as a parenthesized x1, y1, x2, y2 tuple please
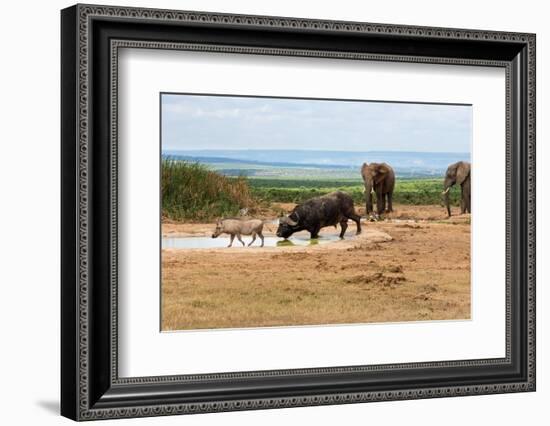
(162, 234, 343, 249)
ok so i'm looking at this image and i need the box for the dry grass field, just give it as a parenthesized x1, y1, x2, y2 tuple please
(161, 204, 470, 331)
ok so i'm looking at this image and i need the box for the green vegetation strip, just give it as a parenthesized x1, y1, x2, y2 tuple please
(248, 178, 462, 206)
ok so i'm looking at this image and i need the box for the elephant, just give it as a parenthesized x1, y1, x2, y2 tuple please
(360, 162, 395, 215)
(442, 161, 471, 217)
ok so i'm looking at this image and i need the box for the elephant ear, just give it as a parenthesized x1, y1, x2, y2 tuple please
(374, 164, 389, 184)
(456, 162, 470, 185)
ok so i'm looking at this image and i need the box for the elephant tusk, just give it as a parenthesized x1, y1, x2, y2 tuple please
(371, 188, 375, 194)
(441, 187, 451, 195)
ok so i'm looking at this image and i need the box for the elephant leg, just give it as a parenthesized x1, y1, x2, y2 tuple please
(463, 179, 471, 213)
(376, 192, 385, 215)
(460, 188, 466, 214)
(387, 192, 393, 212)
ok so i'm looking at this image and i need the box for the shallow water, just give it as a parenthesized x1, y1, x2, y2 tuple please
(162, 234, 344, 249)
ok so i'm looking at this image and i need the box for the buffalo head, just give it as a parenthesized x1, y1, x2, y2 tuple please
(276, 213, 300, 239)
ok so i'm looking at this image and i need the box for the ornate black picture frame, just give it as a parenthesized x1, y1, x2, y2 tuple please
(61, 4, 536, 421)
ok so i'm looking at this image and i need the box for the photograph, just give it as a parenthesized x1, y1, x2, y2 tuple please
(160, 93, 472, 331)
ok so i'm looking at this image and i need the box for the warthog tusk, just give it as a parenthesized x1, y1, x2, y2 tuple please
(441, 187, 451, 195)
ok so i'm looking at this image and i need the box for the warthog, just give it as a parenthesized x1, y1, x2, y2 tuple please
(211, 218, 265, 247)
(276, 191, 362, 239)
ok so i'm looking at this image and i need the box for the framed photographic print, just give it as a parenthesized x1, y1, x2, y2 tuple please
(61, 4, 536, 421)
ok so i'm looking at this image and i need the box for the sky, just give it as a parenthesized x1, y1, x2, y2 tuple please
(161, 94, 472, 154)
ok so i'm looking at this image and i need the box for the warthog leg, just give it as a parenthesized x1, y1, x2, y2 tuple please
(236, 234, 245, 246)
(248, 233, 257, 247)
(258, 232, 264, 247)
(227, 234, 235, 247)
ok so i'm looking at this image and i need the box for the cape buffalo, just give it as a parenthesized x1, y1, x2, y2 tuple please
(276, 191, 362, 239)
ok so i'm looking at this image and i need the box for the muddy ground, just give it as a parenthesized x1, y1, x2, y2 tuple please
(161, 204, 471, 330)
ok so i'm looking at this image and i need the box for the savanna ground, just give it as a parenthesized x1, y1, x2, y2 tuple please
(161, 203, 471, 331)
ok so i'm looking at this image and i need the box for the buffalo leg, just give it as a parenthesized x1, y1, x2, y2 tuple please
(248, 233, 257, 247)
(227, 234, 235, 247)
(236, 234, 245, 246)
(310, 226, 320, 239)
(339, 219, 348, 239)
(346, 213, 362, 234)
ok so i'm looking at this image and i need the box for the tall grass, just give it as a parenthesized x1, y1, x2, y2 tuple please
(161, 160, 257, 221)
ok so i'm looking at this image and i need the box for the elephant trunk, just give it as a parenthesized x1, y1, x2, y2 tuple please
(441, 185, 452, 217)
(444, 190, 451, 217)
(364, 183, 374, 214)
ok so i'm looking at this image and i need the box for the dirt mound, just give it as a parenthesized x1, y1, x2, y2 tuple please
(385, 264, 403, 273)
(414, 284, 439, 301)
(345, 271, 406, 287)
(395, 223, 423, 229)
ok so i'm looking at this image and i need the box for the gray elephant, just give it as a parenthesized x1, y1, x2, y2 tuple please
(442, 161, 471, 217)
(361, 162, 395, 215)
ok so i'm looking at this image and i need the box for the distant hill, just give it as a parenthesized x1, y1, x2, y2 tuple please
(162, 149, 470, 179)
(162, 154, 352, 170)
